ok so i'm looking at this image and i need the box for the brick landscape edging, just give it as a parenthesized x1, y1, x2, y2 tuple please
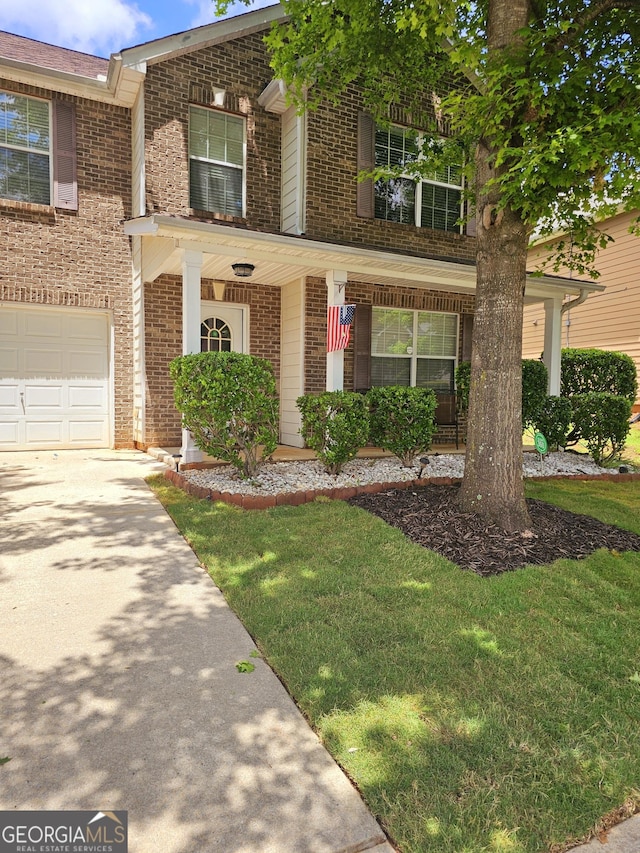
(164, 468, 640, 510)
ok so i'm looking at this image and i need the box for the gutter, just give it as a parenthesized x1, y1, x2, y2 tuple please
(561, 288, 590, 316)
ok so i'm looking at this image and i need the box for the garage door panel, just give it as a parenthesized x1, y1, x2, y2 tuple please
(68, 384, 108, 409)
(0, 421, 20, 445)
(0, 305, 110, 450)
(25, 420, 64, 444)
(24, 348, 64, 376)
(67, 314, 108, 342)
(0, 347, 19, 374)
(0, 309, 18, 336)
(24, 384, 64, 409)
(69, 420, 109, 444)
(24, 312, 64, 339)
(67, 349, 108, 377)
(0, 384, 20, 410)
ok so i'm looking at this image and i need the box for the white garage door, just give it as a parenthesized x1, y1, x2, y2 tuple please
(0, 305, 111, 450)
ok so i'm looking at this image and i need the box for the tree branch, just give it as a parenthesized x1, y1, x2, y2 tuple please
(546, 0, 640, 53)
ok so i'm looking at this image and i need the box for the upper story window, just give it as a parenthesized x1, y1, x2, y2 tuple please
(0, 92, 51, 205)
(189, 105, 245, 217)
(371, 307, 458, 392)
(374, 125, 463, 233)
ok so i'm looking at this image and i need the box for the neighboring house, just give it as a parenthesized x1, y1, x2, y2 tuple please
(523, 209, 640, 409)
(0, 7, 604, 458)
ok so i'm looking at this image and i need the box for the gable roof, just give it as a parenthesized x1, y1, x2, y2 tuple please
(118, 3, 283, 68)
(0, 31, 108, 80)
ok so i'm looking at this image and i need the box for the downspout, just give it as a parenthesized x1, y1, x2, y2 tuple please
(561, 287, 589, 315)
(560, 287, 589, 347)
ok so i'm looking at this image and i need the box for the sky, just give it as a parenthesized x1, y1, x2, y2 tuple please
(0, 0, 277, 58)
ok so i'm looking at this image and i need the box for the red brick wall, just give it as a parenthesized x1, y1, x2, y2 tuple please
(304, 277, 474, 392)
(144, 275, 281, 447)
(0, 79, 134, 447)
(304, 85, 477, 263)
(143, 33, 282, 230)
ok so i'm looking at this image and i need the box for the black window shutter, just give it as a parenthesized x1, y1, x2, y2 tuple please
(53, 100, 78, 210)
(356, 112, 375, 218)
(353, 303, 372, 391)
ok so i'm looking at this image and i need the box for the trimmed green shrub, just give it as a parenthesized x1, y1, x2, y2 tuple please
(297, 391, 369, 475)
(561, 348, 638, 403)
(455, 359, 548, 427)
(170, 351, 279, 478)
(522, 359, 549, 428)
(367, 386, 437, 467)
(533, 396, 573, 450)
(570, 392, 632, 464)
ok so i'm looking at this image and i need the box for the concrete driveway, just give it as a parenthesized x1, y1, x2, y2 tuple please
(0, 449, 392, 853)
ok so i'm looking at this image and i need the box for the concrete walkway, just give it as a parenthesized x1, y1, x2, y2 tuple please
(0, 449, 393, 853)
(2, 449, 638, 853)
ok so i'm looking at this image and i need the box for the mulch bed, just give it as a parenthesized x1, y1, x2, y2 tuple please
(349, 484, 640, 576)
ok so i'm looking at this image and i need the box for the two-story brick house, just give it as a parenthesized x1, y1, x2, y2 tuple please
(0, 6, 603, 456)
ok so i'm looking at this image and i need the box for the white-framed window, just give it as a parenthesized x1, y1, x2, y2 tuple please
(0, 91, 51, 205)
(189, 105, 245, 217)
(371, 307, 458, 392)
(374, 125, 463, 233)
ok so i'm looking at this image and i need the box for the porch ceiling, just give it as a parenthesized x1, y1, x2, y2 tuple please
(124, 214, 605, 302)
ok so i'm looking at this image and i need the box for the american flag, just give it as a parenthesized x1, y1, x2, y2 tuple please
(327, 304, 356, 352)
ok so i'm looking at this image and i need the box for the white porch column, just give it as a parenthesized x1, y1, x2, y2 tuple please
(181, 249, 203, 463)
(543, 297, 563, 396)
(326, 269, 348, 391)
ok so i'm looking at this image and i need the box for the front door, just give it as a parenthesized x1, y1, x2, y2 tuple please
(200, 303, 246, 354)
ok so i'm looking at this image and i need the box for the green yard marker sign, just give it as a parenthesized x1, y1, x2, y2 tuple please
(534, 432, 548, 455)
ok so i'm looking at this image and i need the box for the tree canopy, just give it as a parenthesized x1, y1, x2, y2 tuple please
(216, 0, 640, 531)
(226, 0, 640, 271)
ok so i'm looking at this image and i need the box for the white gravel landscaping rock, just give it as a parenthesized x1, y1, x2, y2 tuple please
(182, 451, 616, 497)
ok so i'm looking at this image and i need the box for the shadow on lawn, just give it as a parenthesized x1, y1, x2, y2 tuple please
(167, 492, 640, 853)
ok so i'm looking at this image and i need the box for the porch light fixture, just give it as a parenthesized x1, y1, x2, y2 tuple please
(231, 262, 255, 278)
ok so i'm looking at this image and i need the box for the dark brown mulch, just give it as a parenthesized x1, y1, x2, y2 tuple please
(348, 484, 640, 576)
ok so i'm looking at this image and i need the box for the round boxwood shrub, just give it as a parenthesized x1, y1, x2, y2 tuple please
(561, 348, 637, 403)
(367, 386, 437, 466)
(297, 391, 369, 475)
(170, 351, 279, 478)
(570, 392, 632, 464)
(533, 396, 573, 450)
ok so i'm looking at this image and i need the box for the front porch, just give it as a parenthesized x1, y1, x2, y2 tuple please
(124, 213, 604, 465)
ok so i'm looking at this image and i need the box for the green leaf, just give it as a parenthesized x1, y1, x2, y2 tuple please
(235, 660, 256, 673)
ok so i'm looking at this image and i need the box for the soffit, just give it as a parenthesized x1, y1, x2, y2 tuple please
(125, 214, 604, 300)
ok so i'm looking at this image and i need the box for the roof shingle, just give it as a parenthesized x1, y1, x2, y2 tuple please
(0, 31, 109, 79)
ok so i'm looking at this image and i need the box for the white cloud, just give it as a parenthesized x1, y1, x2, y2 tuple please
(0, 0, 153, 56)
(185, 0, 276, 30)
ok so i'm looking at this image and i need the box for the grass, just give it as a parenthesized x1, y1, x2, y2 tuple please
(149, 475, 640, 853)
(620, 423, 640, 468)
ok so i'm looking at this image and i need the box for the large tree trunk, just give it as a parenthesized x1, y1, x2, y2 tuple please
(458, 139, 533, 533)
(457, 0, 534, 533)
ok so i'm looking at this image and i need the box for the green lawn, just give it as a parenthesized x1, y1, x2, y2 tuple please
(621, 423, 640, 468)
(150, 475, 640, 853)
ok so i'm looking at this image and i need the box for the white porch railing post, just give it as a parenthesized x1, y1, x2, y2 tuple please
(181, 249, 203, 464)
(543, 297, 563, 396)
(326, 270, 348, 391)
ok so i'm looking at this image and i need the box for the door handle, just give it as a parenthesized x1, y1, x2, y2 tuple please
(20, 391, 25, 414)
